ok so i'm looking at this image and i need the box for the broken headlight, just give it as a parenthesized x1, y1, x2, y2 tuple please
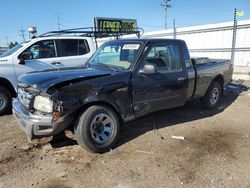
(33, 95, 53, 113)
(18, 87, 34, 109)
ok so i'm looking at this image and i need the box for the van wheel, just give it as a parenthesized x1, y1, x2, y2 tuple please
(0, 86, 12, 115)
(75, 105, 120, 153)
(200, 81, 222, 109)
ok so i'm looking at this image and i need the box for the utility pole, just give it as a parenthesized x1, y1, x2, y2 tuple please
(173, 18, 176, 39)
(57, 13, 61, 31)
(231, 8, 237, 65)
(5, 35, 9, 48)
(19, 27, 26, 42)
(161, 0, 171, 30)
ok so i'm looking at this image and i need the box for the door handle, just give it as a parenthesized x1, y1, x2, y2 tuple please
(51, 62, 61, 65)
(178, 77, 185, 81)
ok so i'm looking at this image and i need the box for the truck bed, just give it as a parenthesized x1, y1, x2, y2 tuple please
(192, 57, 233, 98)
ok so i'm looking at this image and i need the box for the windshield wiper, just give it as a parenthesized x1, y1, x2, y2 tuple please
(98, 63, 119, 72)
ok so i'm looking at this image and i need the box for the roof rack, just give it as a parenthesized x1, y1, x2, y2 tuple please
(39, 27, 144, 39)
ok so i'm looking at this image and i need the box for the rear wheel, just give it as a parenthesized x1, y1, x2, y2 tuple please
(75, 105, 120, 153)
(200, 81, 222, 109)
(0, 86, 12, 115)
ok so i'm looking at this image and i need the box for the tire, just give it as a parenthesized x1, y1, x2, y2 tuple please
(200, 81, 222, 109)
(0, 86, 12, 115)
(75, 105, 120, 153)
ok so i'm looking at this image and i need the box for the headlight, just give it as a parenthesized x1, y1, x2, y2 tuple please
(18, 87, 34, 108)
(33, 95, 53, 113)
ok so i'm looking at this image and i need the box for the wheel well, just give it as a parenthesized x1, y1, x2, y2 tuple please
(74, 101, 123, 123)
(213, 75, 224, 95)
(0, 78, 16, 97)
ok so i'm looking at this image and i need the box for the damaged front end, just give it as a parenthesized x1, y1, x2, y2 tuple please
(12, 84, 72, 141)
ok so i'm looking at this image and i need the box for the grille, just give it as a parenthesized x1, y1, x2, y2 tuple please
(18, 87, 35, 109)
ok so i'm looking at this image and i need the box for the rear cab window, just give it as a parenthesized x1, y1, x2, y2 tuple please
(57, 39, 90, 57)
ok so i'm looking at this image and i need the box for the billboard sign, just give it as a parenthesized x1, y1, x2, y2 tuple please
(95, 17, 137, 32)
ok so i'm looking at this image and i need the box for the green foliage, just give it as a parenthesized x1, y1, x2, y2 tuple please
(9, 41, 18, 49)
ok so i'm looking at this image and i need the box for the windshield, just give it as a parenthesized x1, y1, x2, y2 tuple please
(0, 42, 26, 58)
(89, 41, 142, 70)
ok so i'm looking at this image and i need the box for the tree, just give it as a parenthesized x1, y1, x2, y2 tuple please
(9, 42, 15, 49)
(9, 41, 18, 49)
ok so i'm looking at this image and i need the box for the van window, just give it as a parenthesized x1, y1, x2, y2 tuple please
(57, 39, 90, 57)
(24, 40, 56, 59)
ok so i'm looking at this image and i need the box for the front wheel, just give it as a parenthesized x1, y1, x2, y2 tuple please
(200, 81, 222, 109)
(75, 105, 120, 153)
(0, 86, 12, 115)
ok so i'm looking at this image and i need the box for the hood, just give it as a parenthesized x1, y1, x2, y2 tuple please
(0, 56, 11, 63)
(19, 67, 112, 92)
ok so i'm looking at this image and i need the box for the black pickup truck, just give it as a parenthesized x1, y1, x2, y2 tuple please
(13, 39, 233, 153)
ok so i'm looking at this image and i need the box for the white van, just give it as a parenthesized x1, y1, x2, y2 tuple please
(0, 36, 96, 114)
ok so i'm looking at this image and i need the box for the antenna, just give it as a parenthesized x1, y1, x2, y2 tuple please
(161, 0, 171, 30)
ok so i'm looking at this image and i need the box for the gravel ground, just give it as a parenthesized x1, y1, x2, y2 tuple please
(0, 81, 250, 188)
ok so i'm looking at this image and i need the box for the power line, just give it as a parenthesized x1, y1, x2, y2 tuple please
(19, 27, 26, 42)
(161, 0, 171, 30)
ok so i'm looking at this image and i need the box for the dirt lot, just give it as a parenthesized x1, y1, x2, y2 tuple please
(0, 81, 250, 188)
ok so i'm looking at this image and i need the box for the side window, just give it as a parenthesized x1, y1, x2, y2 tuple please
(57, 39, 90, 57)
(58, 39, 78, 57)
(145, 43, 182, 73)
(24, 40, 56, 59)
(78, 40, 90, 55)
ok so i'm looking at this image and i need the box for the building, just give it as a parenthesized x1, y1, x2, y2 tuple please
(0, 47, 8, 55)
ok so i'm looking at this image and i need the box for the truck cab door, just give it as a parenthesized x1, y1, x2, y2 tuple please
(132, 42, 188, 117)
(13, 40, 62, 81)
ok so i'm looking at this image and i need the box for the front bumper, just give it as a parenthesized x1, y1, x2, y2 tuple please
(12, 99, 73, 141)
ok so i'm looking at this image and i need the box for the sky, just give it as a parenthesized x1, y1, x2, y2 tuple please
(0, 0, 249, 46)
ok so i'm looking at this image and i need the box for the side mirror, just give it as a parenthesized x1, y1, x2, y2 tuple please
(18, 52, 32, 65)
(140, 63, 158, 74)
